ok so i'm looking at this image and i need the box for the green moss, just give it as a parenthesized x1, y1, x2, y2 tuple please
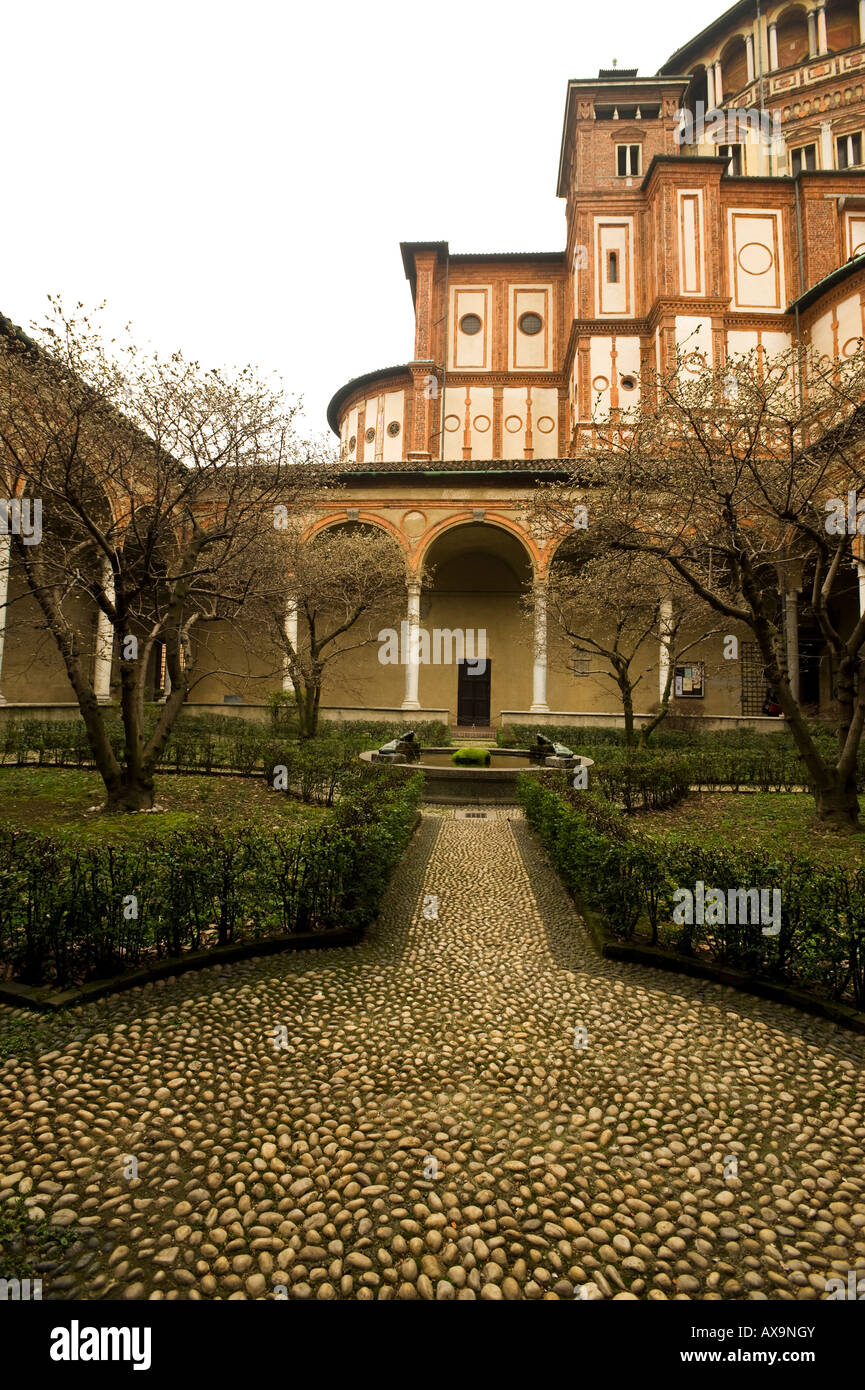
(451, 747, 491, 767)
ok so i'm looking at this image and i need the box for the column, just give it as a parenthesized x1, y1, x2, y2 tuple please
(817, 4, 828, 54)
(659, 597, 674, 701)
(746, 33, 755, 82)
(807, 10, 818, 57)
(401, 579, 421, 711)
(860, 0, 865, 46)
(706, 63, 716, 110)
(530, 581, 550, 714)
(282, 595, 298, 694)
(857, 557, 865, 615)
(821, 119, 834, 168)
(785, 590, 800, 702)
(0, 533, 9, 703)
(714, 60, 724, 105)
(93, 556, 115, 704)
(769, 22, 779, 69)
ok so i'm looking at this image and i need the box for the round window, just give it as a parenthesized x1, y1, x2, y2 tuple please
(365, 427, 375, 443)
(348, 435, 356, 452)
(519, 311, 543, 335)
(620, 374, 638, 391)
(387, 421, 401, 437)
(460, 313, 482, 335)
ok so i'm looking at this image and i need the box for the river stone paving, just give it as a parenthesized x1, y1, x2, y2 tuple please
(0, 811, 864, 1301)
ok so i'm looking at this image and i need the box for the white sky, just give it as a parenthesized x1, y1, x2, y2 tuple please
(3, 0, 723, 440)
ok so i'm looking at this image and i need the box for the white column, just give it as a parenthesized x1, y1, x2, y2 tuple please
(821, 119, 834, 168)
(817, 4, 828, 54)
(0, 532, 9, 703)
(807, 10, 818, 57)
(857, 558, 865, 615)
(714, 60, 724, 105)
(282, 595, 298, 694)
(746, 34, 755, 82)
(785, 590, 800, 702)
(530, 581, 550, 713)
(659, 598, 674, 701)
(769, 22, 779, 69)
(859, 0, 865, 46)
(706, 63, 716, 110)
(401, 580, 421, 711)
(93, 556, 115, 704)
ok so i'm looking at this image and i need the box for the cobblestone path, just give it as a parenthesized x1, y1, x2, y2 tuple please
(0, 811, 863, 1300)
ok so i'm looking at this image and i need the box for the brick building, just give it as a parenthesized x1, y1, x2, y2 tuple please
(2, 0, 865, 729)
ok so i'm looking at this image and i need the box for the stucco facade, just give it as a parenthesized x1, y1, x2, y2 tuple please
(3, 0, 865, 729)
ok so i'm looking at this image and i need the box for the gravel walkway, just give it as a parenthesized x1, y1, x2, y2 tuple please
(0, 810, 863, 1301)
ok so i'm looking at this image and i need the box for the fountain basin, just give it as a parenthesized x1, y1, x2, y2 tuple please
(360, 746, 594, 804)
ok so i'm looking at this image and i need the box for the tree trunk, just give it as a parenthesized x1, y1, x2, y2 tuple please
(617, 667, 635, 748)
(814, 777, 860, 828)
(105, 771, 156, 813)
(297, 682, 320, 739)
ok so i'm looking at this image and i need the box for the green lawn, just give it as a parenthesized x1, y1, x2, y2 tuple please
(643, 791, 865, 868)
(0, 767, 326, 844)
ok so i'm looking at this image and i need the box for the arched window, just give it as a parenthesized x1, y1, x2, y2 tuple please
(776, 6, 810, 68)
(827, 0, 861, 52)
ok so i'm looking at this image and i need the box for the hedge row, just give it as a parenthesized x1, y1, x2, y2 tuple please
(0, 715, 450, 780)
(501, 727, 856, 796)
(0, 768, 423, 989)
(517, 775, 865, 1009)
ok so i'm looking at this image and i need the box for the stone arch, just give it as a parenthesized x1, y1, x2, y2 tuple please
(301, 510, 411, 558)
(720, 35, 749, 100)
(415, 512, 540, 577)
(415, 519, 538, 725)
(776, 4, 811, 68)
(827, 0, 861, 51)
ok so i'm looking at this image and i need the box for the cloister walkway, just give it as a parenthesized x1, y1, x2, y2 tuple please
(0, 807, 863, 1300)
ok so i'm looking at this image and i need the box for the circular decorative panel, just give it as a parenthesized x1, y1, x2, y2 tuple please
(459, 313, 482, 335)
(591, 374, 609, 391)
(536, 415, 555, 432)
(504, 415, 523, 433)
(473, 414, 491, 432)
(736, 241, 773, 275)
(683, 351, 706, 374)
(444, 414, 461, 432)
(842, 336, 862, 358)
(402, 510, 427, 537)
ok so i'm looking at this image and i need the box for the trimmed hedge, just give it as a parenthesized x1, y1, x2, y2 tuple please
(0, 715, 450, 780)
(517, 773, 865, 1009)
(0, 767, 423, 989)
(451, 747, 491, 766)
(502, 726, 861, 795)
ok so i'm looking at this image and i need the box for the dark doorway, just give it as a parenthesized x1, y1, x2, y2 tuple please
(457, 659, 491, 726)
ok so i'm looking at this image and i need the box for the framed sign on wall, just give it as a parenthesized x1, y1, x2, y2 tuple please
(674, 662, 704, 698)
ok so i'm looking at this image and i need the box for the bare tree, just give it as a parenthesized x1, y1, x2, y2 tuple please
(0, 303, 323, 811)
(547, 345, 865, 826)
(531, 539, 723, 746)
(265, 522, 409, 738)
